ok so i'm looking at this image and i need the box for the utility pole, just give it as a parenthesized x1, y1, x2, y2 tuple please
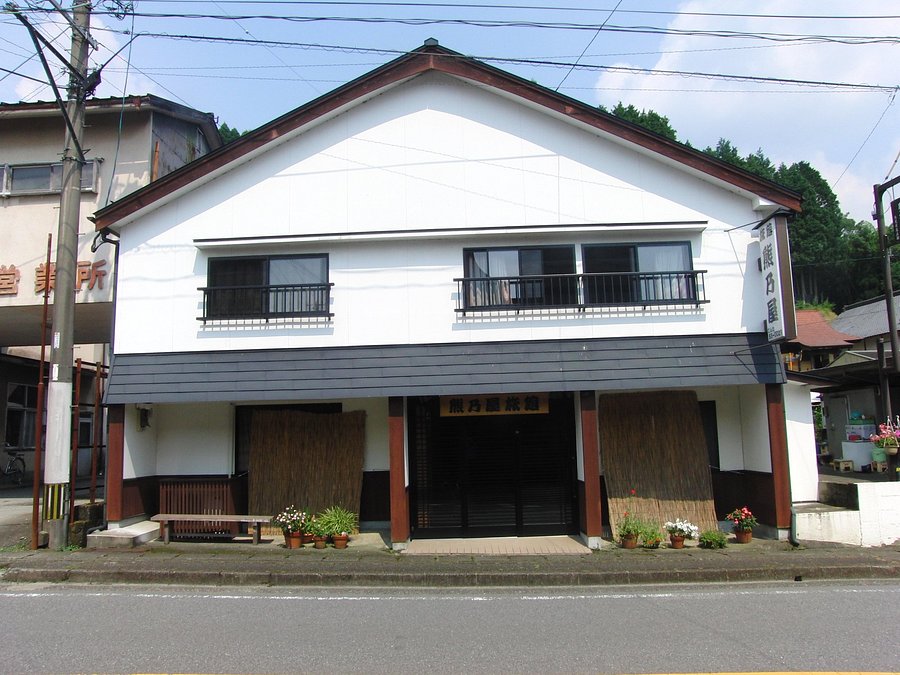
(43, 1, 92, 547)
(874, 175, 900, 481)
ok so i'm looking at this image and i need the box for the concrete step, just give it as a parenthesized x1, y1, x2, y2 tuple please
(817, 480, 859, 510)
(793, 501, 853, 515)
(87, 520, 159, 548)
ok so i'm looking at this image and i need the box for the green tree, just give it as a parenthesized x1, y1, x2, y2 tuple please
(607, 103, 678, 141)
(218, 123, 244, 144)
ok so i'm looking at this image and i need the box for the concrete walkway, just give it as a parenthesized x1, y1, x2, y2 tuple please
(405, 535, 590, 555)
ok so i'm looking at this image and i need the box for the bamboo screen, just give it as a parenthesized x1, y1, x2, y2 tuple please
(248, 410, 366, 519)
(599, 391, 718, 533)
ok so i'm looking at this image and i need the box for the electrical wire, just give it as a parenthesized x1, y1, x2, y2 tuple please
(88, 30, 898, 94)
(76, 1, 900, 22)
(103, 8, 137, 207)
(67, 11, 900, 45)
(554, 0, 621, 91)
(834, 90, 898, 187)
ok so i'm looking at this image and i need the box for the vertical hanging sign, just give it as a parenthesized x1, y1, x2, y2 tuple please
(758, 215, 797, 343)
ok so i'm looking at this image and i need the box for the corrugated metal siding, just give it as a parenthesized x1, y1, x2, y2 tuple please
(105, 333, 784, 404)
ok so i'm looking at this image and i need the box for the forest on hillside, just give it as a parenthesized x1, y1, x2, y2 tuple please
(606, 103, 888, 312)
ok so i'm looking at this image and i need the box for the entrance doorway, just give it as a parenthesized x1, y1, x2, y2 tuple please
(408, 393, 577, 538)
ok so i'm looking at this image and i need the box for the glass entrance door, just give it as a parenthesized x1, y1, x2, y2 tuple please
(409, 393, 577, 538)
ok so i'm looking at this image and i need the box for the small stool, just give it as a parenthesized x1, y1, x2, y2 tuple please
(832, 459, 854, 472)
(872, 461, 888, 473)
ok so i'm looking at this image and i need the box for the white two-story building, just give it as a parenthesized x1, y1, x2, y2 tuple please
(91, 42, 814, 548)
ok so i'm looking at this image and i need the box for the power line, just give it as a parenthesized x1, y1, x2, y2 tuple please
(96, 1, 900, 22)
(90, 30, 898, 94)
(65, 11, 900, 44)
(834, 90, 898, 187)
(554, 0, 621, 91)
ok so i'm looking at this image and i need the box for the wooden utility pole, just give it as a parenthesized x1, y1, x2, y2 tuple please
(43, 1, 92, 547)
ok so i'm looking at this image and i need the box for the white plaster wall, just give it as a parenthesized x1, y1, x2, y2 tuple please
(784, 382, 819, 502)
(155, 403, 233, 475)
(112, 72, 771, 356)
(695, 386, 743, 470)
(575, 393, 586, 481)
(858, 482, 900, 546)
(739, 385, 772, 472)
(123, 405, 158, 479)
(798, 482, 900, 547)
(346, 397, 389, 471)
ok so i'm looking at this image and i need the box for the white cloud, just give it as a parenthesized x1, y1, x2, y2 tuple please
(593, 0, 900, 222)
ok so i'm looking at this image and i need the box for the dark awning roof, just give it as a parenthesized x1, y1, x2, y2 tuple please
(105, 333, 784, 404)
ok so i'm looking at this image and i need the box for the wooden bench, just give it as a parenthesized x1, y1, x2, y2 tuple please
(151, 514, 272, 544)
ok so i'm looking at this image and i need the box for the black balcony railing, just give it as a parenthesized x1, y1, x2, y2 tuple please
(454, 271, 707, 313)
(198, 283, 334, 321)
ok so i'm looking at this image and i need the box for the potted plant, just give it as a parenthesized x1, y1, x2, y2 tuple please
(317, 505, 358, 549)
(725, 506, 758, 543)
(640, 523, 663, 549)
(870, 420, 900, 456)
(307, 518, 329, 549)
(299, 510, 315, 545)
(664, 518, 700, 549)
(698, 529, 728, 549)
(616, 489, 644, 549)
(616, 512, 644, 549)
(272, 505, 309, 549)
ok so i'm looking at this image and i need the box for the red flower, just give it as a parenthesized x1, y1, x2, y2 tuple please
(630, 488, 636, 496)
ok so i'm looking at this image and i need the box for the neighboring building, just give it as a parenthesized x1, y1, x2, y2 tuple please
(0, 95, 222, 471)
(781, 308, 857, 372)
(91, 42, 812, 548)
(799, 295, 900, 546)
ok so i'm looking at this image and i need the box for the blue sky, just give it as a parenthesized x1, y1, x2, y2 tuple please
(2, 1, 897, 222)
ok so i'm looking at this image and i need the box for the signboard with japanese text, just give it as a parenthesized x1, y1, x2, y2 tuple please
(758, 215, 797, 343)
(440, 393, 549, 417)
(0, 259, 107, 297)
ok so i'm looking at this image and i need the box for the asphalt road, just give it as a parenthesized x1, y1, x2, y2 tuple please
(2, 580, 898, 674)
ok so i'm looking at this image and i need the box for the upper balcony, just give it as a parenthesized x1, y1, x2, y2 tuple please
(454, 270, 707, 315)
(198, 283, 334, 322)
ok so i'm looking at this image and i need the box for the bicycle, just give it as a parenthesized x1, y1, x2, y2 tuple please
(2, 447, 26, 486)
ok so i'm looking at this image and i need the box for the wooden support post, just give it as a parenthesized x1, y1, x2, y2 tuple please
(579, 391, 603, 540)
(106, 404, 125, 523)
(388, 397, 409, 547)
(766, 384, 792, 529)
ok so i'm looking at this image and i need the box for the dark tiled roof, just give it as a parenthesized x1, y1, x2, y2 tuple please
(831, 295, 900, 340)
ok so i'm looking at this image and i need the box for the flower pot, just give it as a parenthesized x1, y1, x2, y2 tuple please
(669, 534, 685, 549)
(734, 529, 753, 544)
(301, 532, 314, 546)
(313, 535, 327, 549)
(332, 533, 349, 549)
(884, 445, 899, 456)
(620, 534, 638, 549)
(284, 532, 302, 549)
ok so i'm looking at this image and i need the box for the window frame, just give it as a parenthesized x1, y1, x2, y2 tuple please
(201, 253, 332, 321)
(581, 241, 698, 306)
(461, 245, 577, 310)
(0, 159, 98, 197)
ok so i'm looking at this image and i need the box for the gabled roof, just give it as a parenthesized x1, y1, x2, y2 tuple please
(788, 309, 858, 348)
(91, 41, 801, 231)
(0, 94, 222, 151)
